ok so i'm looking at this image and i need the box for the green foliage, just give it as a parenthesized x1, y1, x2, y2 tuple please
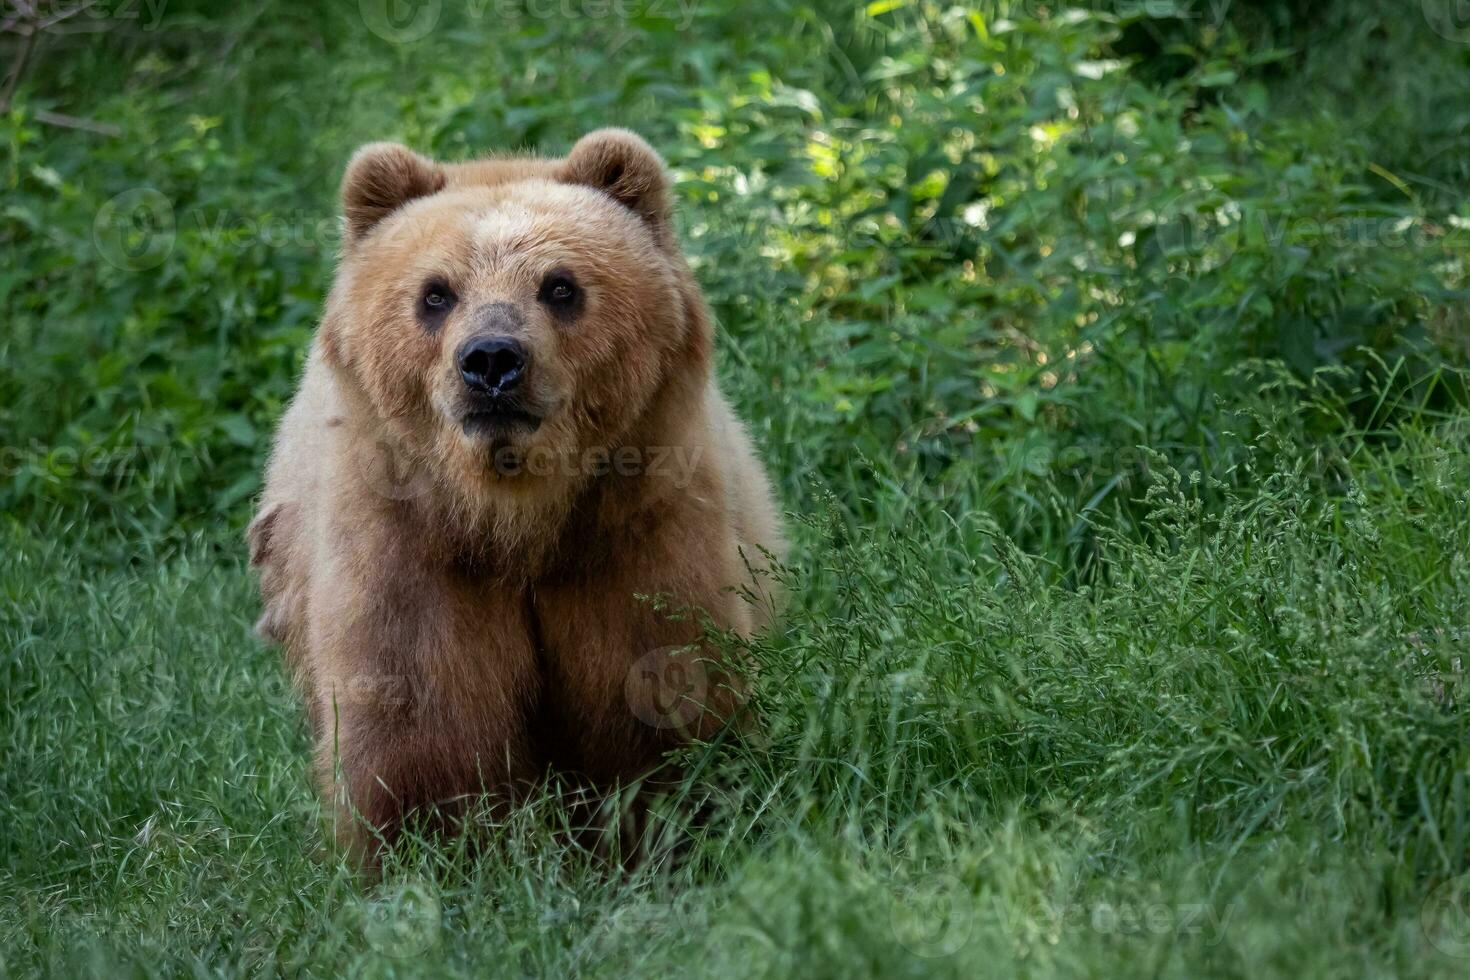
(3, 1, 1466, 543)
(4, 385, 1469, 977)
(2, 1, 1469, 976)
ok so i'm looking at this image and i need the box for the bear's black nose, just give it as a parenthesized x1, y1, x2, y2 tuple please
(457, 336, 528, 395)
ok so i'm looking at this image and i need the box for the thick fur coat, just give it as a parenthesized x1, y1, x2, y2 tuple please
(248, 129, 784, 861)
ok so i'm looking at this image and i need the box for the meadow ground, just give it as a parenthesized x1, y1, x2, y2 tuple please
(4, 2, 1470, 977)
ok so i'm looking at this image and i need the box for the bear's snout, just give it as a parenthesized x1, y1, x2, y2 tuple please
(457, 335, 529, 397)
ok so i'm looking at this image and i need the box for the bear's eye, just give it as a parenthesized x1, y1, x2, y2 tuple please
(537, 270, 582, 318)
(418, 281, 457, 327)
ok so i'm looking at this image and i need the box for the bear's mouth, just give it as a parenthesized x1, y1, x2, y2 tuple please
(461, 404, 543, 437)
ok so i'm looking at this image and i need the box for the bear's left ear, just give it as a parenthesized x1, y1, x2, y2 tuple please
(559, 128, 671, 242)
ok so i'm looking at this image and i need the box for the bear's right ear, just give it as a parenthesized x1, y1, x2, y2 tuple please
(340, 142, 446, 244)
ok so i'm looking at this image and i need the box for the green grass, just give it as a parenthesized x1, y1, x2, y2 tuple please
(4, 1, 1470, 976)
(6, 401, 1470, 977)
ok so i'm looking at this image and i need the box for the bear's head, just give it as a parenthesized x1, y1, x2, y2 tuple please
(319, 129, 711, 551)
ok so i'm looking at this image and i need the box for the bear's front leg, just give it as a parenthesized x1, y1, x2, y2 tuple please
(308, 543, 543, 863)
(531, 489, 759, 788)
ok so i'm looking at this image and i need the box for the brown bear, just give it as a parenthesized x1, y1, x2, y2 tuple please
(248, 129, 785, 863)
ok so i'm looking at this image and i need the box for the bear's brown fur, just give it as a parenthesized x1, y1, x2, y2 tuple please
(248, 129, 785, 862)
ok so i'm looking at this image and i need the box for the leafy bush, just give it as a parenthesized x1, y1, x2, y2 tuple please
(3, 2, 1465, 547)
